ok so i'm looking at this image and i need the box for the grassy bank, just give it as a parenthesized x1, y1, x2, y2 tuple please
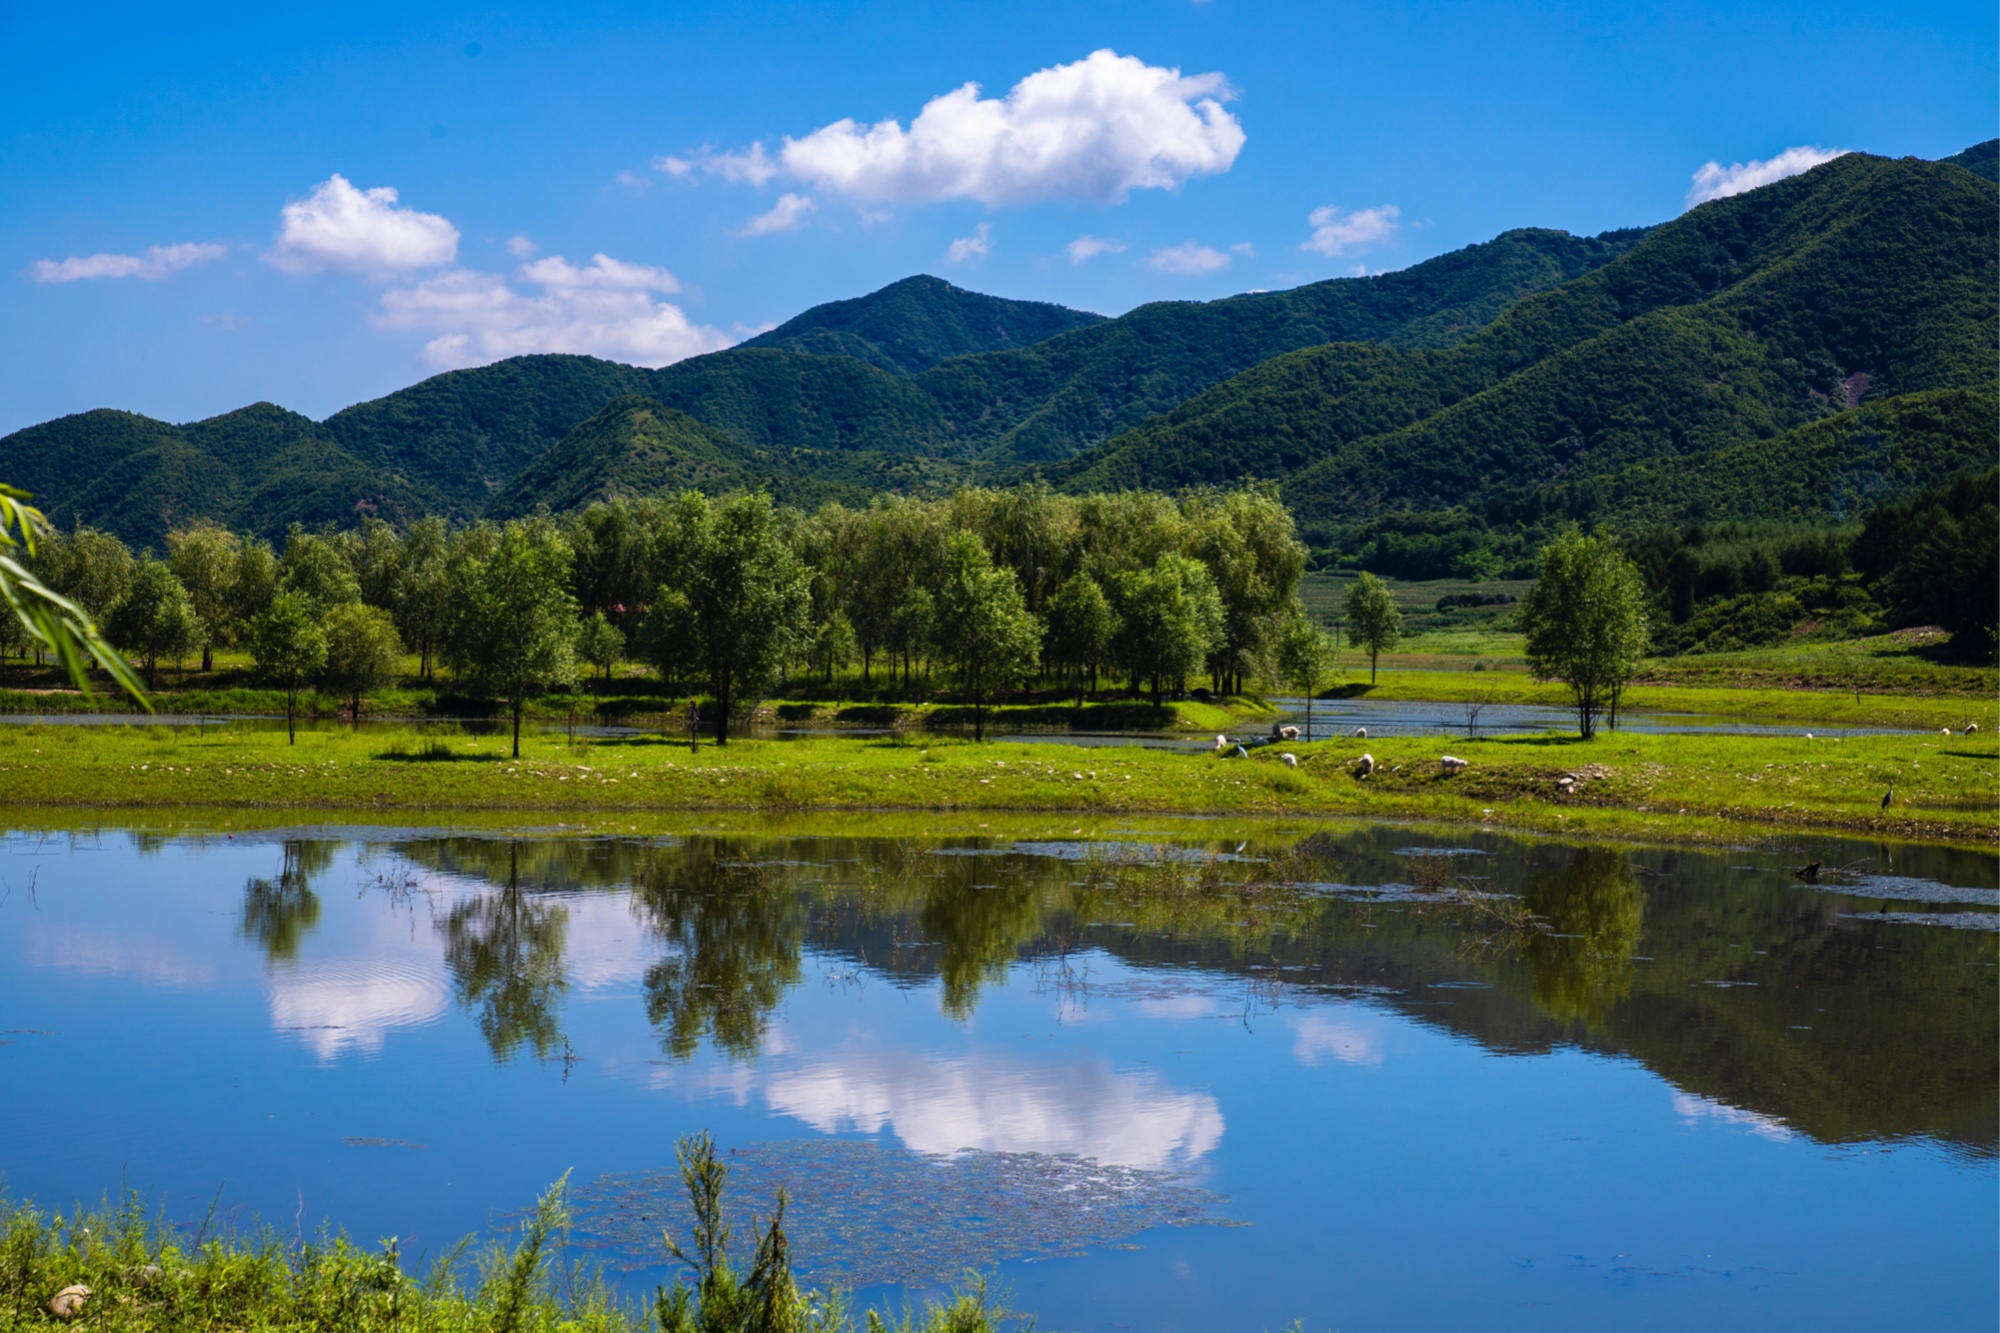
(0, 1161, 1016, 1333)
(0, 718, 1989, 847)
(1321, 676, 1998, 731)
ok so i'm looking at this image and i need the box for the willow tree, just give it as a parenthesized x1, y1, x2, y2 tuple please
(447, 519, 580, 758)
(1520, 527, 1651, 739)
(933, 533, 1041, 741)
(0, 486, 144, 702)
(642, 492, 811, 745)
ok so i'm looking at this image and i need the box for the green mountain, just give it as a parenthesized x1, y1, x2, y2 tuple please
(737, 274, 1106, 374)
(1055, 150, 1996, 528)
(1941, 137, 1998, 182)
(485, 397, 756, 518)
(5, 141, 1990, 549)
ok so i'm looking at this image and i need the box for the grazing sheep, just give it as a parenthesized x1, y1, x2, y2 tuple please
(1215, 735, 1229, 752)
(1965, 722, 1980, 733)
(1273, 724, 1301, 741)
(1353, 727, 1368, 739)
(1281, 752, 1299, 768)
(1355, 753, 1375, 777)
(1942, 727, 1953, 736)
(1440, 755, 1468, 774)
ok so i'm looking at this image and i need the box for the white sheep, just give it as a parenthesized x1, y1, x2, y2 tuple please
(1441, 755, 1468, 774)
(1942, 727, 1953, 736)
(1215, 735, 1229, 752)
(1353, 727, 1368, 739)
(1274, 724, 1301, 741)
(1280, 752, 1298, 768)
(1355, 753, 1375, 777)
(1966, 722, 1980, 733)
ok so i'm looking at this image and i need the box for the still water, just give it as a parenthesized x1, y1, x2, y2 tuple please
(0, 821, 1993, 1330)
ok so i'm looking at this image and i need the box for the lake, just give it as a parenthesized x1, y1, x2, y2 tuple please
(0, 819, 1993, 1330)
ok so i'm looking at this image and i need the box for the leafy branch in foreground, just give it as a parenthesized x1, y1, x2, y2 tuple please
(0, 484, 147, 707)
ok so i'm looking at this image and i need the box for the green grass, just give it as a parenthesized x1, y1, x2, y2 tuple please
(0, 1163, 1016, 1333)
(0, 717, 1989, 847)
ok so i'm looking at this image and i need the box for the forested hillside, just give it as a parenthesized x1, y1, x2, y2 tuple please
(737, 274, 1106, 373)
(1055, 149, 1996, 530)
(0, 226, 1637, 546)
(2, 143, 1990, 551)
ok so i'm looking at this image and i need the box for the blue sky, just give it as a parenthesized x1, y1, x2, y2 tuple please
(2, 0, 1992, 434)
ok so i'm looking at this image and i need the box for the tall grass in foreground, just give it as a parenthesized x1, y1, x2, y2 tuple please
(0, 1137, 1023, 1333)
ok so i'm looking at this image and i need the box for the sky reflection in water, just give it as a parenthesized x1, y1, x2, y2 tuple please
(0, 823, 1993, 1331)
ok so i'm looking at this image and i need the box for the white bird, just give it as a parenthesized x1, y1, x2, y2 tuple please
(1353, 727, 1368, 739)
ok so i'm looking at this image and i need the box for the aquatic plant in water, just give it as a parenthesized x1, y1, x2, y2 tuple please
(570, 1139, 1241, 1291)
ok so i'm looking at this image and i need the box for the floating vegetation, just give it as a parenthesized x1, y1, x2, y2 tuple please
(567, 1139, 1243, 1290)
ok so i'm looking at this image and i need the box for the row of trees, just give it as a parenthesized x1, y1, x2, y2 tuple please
(14, 479, 1655, 744)
(17, 485, 1398, 746)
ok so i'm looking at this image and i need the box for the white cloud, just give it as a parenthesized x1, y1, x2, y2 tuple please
(268, 959, 447, 1060)
(762, 1050, 1225, 1169)
(507, 234, 539, 258)
(663, 144, 780, 186)
(1686, 146, 1850, 206)
(31, 242, 226, 283)
(1145, 241, 1231, 274)
(1301, 204, 1399, 256)
(945, 222, 992, 262)
(1065, 234, 1126, 263)
(375, 251, 733, 370)
(737, 193, 818, 236)
(613, 169, 651, 191)
(1671, 1090, 1794, 1142)
(696, 50, 1242, 207)
(1289, 1009, 1385, 1067)
(267, 174, 459, 275)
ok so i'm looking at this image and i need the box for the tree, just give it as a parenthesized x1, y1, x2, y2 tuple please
(446, 519, 581, 758)
(1114, 553, 1224, 705)
(277, 528, 361, 616)
(105, 559, 202, 688)
(1044, 572, 1118, 703)
(0, 487, 145, 703)
(933, 533, 1042, 741)
(640, 492, 811, 745)
(1276, 609, 1337, 740)
(39, 525, 134, 622)
(166, 522, 242, 672)
(1186, 485, 1307, 695)
(319, 602, 403, 727)
(249, 592, 327, 743)
(886, 586, 936, 692)
(1344, 572, 1402, 684)
(231, 537, 278, 629)
(394, 516, 452, 681)
(1520, 527, 1651, 739)
(578, 611, 626, 687)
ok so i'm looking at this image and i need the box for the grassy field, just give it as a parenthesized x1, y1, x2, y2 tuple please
(0, 716, 1989, 847)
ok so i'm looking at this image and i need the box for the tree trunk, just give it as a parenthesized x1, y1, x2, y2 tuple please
(1369, 650, 1378, 685)
(352, 691, 362, 731)
(287, 690, 298, 745)
(202, 644, 213, 673)
(716, 680, 732, 745)
(511, 697, 523, 758)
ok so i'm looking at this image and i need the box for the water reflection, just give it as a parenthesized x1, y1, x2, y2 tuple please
(239, 840, 334, 963)
(1514, 847, 1643, 1025)
(440, 843, 571, 1061)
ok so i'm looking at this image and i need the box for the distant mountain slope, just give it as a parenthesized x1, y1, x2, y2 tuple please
(1940, 137, 1998, 182)
(737, 274, 1105, 374)
(919, 226, 1644, 466)
(485, 397, 755, 518)
(3, 404, 443, 549)
(1057, 151, 1996, 526)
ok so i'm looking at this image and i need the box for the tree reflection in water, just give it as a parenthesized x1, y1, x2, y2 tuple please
(442, 842, 571, 1061)
(1515, 847, 1644, 1026)
(238, 840, 337, 963)
(633, 839, 806, 1060)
